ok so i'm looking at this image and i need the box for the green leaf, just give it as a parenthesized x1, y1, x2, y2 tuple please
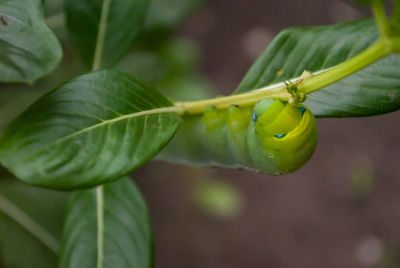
(0, 70, 181, 190)
(65, 0, 148, 68)
(0, 177, 68, 268)
(0, 0, 62, 83)
(236, 18, 400, 117)
(59, 177, 153, 268)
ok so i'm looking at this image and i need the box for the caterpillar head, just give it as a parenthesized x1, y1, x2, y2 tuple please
(253, 99, 318, 173)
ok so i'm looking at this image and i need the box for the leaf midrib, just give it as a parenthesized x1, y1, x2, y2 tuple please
(40, 106, 178, 150)
(92, 0, 111, 265)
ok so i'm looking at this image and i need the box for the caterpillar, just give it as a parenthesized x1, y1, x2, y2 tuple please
(160, 98, 318, 175)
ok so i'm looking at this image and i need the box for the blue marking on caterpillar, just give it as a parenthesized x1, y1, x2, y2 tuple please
(275, 134, 287, 138)
(252, 111, 258, 122)
(299, 107, 305, 115)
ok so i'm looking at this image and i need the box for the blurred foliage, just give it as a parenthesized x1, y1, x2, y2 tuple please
(120, 38, 200, 84)
(194, 179, 242, 218)
(44, 0, 64, 16)
(145, 0, 204, 30)
(0, 0, 62, 83)
(0, 89, 42, 134)
(350, 156, 375, 200)
(380, 243, 400, 268)
(0, 175, 68, 268)
(138, 0, 206, 47)
(190, 169, 243, 218)
(117, 37, 215, 101)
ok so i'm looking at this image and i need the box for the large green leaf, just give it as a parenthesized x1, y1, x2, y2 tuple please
(236, 18, 400, 117)
(59, 177, 153, 268)
(0, 0, 62, 83)
(65, 0, 148, 68)
(0, 177, 68, 268)
(0, 70, 181, 190)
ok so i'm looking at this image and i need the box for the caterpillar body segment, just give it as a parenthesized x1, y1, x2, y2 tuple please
(160, 99, 318, 175)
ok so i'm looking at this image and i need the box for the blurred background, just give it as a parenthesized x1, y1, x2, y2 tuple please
(1, 0, 400, 267)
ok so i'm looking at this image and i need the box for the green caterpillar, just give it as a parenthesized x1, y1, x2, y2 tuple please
(160, 98, 318, 175)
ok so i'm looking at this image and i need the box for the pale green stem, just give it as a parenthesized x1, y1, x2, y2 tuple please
(175, 37, 393, 115)
(372, 0, 389, 37)
(96, 187, 104, 268)
(298, 38, 391, 95)
(91, 1, 112, 266)
(174, 85, 290, 115)
(92, 0, 112, 70)
(0, 193, 60, 254)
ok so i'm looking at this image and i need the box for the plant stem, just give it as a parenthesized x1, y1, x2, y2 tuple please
(372, 0, 389, 37)
(174, 84, 291, 115)
(91, 1, 111, 266)
(0, 193, 60, 254)
(175, 37, 392, 115)
(92, 0, 112, 70)
(96, 187, 104, 268)
(298, 38, 391, 95)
